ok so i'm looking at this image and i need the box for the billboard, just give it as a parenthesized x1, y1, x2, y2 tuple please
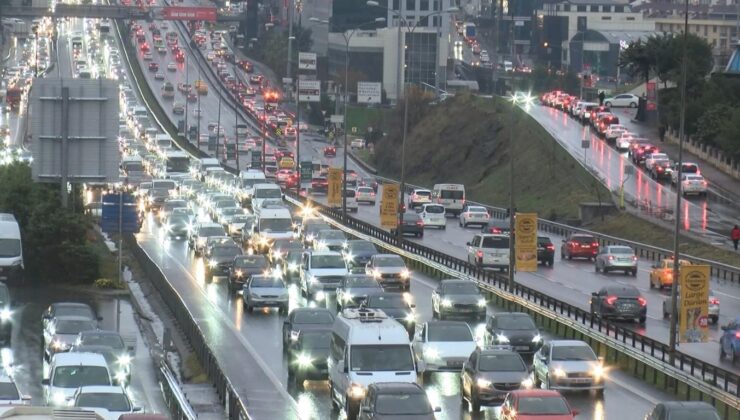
(380, 183, 399, 229)
(298, 80, 320, 102)
(328, 168, 343, 207)
(679, 265, 710, 343)
(30, 79, 120, 184)
(515, 213, 537, 272)
(161, 7, 218, 22)
(298, 52, 317, 70)
(357, 82, 381, 104)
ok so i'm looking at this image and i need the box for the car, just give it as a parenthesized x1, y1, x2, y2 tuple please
(431, 279, 486, 320)
(172, 102, 184, 114)
(242, 275, 289, 314)
(649, 258, 691, 289)
(484, 312, 543, 354)
(286, 328, 332, 389)
(281, 307, 335, 348)
(719, 316, 739, 364)
(466, 233, 510, 270)
(143, 52, 153, 61)
(278, 249, 303, 282)
(408, 189, 432, 209)
(365, 254, 410, 291)
(342, 240, 378, 271)
(662, 291, 720, 325)
(681, 173, 708, 196)
(204, 242, 243, 280)
(590, 284, 647, 324)
(670, 162, 700, 185)
(310, 177, 328, 194)
(645, 401, 720, 420)
(461, 348, 533, 412)
(0, 373, 28, 405)
(268, 238, 303, 265)
(189, 222, 227, 255)
(147, 62, 158, 72)
(43, 352, 112, 406)
(615, 132, 635, 151)
(644, 152, 670, 171)
(72, 385, 140, 418)
(604, 125, 627, 143)
(44, 315, 99, 360)
(299, 250, 348, 301)
(358, 382, 439, 420)
(335, 275, 383, 311)
(536, 236, 555, 267)
(560, 234, 598, 261)
(632, 144, 659, 165)
(481, 218, 511, 235)
(355, 186, 376, 205)
(177, 82, 191, 93)
(459, 205, 490, 228)
(390, 212, 424, 238)
(500, 389, 579, 419)
(43, 302, 98, 329)
(225, 255, 267, 293)
(167, 62, 177, 71)
(594, 245, 637, 275)
(603, 93, 639, 108)
(301, 220, 331, 247)
(650, 159, 673, 181)
(364, 292, 417, 338)
(413, 321, 476, 381)
(417, 204, 446, 229)
(313, 229, 347, 251)
(532, 340, 605, 394)
(323, 146, 336, 157)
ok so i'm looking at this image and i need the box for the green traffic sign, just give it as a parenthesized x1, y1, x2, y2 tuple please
(300, 161, 312, 181)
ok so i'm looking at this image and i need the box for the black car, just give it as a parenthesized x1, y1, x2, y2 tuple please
(228, 255, 269, 293)
(146, 188, 170, 212)
(281, 308, 335, 348)
(484, 312, 543, 354)
(165, 214, 190, 239)
(645, 401, 719, 420)
(590, 284, 647, 324)
(301, 221, 332, 247)
(391, 212, 424, 238)
(277, 250, 303, 282)
(358, 382, 438, 420)
(481, 218, 511, 235)
(336, 275, 383, 311)
(461, 348, 531, 412)
(269, 238, 303, 264)
(364, 293, 416, 338)
(204, 243, 243, 280)
(432, 279, 486, 321)
(342, 240, 379, 271)
(537, 236, 555, 266)
(286, 328, 332, 390)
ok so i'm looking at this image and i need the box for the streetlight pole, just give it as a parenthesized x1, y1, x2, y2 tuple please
(197, 70, 202, 150)
(234, 62, 239, 170)
(294, 12, 302, 196)
(287, 0, 294, 85)
(184, 54, 189, 143)
(508, 27, 516, 293)
(216, 90, 222, 162)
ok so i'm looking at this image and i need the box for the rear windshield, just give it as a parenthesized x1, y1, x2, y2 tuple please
(424, 206, 445, 214)
(682, 164, 698, 173)
(198, 226, 226, 237)
(251, 277, 285, 288)
(428, 324, 472, 342)
(373, 256, 405, 267)
(294, 310, 334, 324)
(609, 247, 633, 254)
(482, 236, 509, 248)
(571, 236, 595, 244)
(234, 256, 268, 268)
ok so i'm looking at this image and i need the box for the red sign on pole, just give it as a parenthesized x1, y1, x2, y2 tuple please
(162, 7, 217, 22)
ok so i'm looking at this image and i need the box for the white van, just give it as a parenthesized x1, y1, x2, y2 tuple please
(251, 183, 282, 211)
(239, 170, 267, 198)
(43, 352, 112, 406)
(329, 308, 417, 418)
(432, 184, 466, 216)
(329, 189, 358, 212)
(0, 214, 23, 284)
(154, 134, 172, 151)
(251, 207, 294, 253)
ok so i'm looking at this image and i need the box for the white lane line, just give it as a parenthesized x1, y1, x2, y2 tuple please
(140, 238, 302, 414)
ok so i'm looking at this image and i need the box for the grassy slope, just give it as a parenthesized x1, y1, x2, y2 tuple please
(372, 93, 608, 220)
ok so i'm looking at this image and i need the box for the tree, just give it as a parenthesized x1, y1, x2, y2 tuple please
(715, 107, 740, 160)
(254, 25, 313, 80)
(619, 39, 654, 85)
(665, 33, 713, 89)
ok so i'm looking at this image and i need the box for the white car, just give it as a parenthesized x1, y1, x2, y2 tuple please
(615, 132, 634, 151)
(355, 186, 376, 205)
(459, 205, 490, 228)
(142, 52, 152, 61)
(413, 321, 477, 380)
(681, 174, 707, 196)
(408, 189, 432, 208)
(154, 72, 164, 80)
(167, 62, 177, 71)
(72, 385, 140, 420)
(604, 124, 626, 142)
(644, 153, 669, 171)
(603, 93, 639, 108)
(417, 204, 446, 229)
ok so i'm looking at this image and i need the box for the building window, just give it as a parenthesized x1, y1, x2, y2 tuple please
(602, 16, 611, 20)
(406, 0, 415, 11)
(719, 27, 727, 36)
(420, 0, 429, 10)
(419, 16, 429, 26)
(590, 5, 599, 12)
(720, 38, 727, 48)
(577, 5, 586, 12)
(615, 5, 624, 12)
(404, 32, 438, 86)
(563, 4, 570, 11)
(713, 25, 717, 33)
(432, 15, 441, 27)
(393, 0, 399, 10)
(433, 0, 439, 10)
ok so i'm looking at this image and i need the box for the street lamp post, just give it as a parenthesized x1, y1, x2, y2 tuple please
(367, 1, 458, 238)
(184, 54, 189, 143)
(197, 70, 202, 150)
(234, 61, 239, 170)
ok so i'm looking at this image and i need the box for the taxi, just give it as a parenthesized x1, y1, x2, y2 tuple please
(649, 258, 692, 289)
(279, 157, 295, 169)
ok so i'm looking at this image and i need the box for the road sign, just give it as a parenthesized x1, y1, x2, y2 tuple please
(160, 6, 217, 21)
(357, 82, 381, 104)
(679, 265, 710, 343)
(300, 160, 312, 181)
(380, 183, 399, 229)
(298, 80, 320, 102)
(514, 213, 537, 272)
(351, 127, 357, 134)
(298, 52, 317, 70)
(328, 168, 342, 207)
(581, 139, 590, 149)
(101, 193, 140, 234)
(330, 115, 344, 124)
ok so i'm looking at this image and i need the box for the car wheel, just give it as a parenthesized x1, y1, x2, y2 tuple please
(629, 102, 637, 108)
(710, 315, 718, 325)
(295, 373, 305, 391)
(638, 316, 646, 325)
(329, 382, 340, 412)
(459, 220, 463, 227)
(567, 254, 572, 260)
(544, 375, 551, 390)
(595, 264, 600, 273)
(719, 342, 726, 358)
(649, 278, 654, 289)
(730, 348, 736, 365)
(470, 393, 481, 413)
(441, 224, 446, 230)
(547, 258, 554, 267)
(631, 269, 637, 277)
(247, 302, 254, 313)
(663, 309, 669, 319)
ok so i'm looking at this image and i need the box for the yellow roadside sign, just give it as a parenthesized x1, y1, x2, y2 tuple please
(515, 213, 538, 272)
(380, 183, 399, 229)
(679, 264, 710, 343)
(328, 167, 342, 207)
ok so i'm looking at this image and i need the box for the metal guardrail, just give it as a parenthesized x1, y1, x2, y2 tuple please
(159, 361, 198, 420)
(284, 192, 740, 418)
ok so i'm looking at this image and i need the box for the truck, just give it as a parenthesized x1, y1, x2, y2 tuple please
(464, 22, 476, 42)
(5, 87, 22, 111)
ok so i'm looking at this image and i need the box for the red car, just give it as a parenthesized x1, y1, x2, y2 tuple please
(560, 234, 599, 260)
(148, 62, 159, 72)
(324, 147, 336, 157)
(500, 390, 578, 420)
(632, 144, 659, 165)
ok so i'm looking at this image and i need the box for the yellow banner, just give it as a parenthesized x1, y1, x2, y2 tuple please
(515, 213, 538, 272)
(380, 183, 399, 229)
(327, 168, 342, 207)
(679, 265, 710, 343)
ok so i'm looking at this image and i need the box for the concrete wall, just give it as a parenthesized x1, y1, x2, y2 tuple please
(666, 128, 740, 181)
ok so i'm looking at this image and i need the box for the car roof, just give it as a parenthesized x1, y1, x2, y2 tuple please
(548, 340, 590, 347)
(370, 382, 425, 394)
(52, 352, 108, 367)
(605, 284, 639, 294)
(52, 302, 93, 309)
(54, 315, 96, 322)
(509, 389, 564, 398)
(80, 330, 121, 337)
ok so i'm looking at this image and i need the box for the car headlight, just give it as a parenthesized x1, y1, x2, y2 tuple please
(372, 269, 381, 278)
(404, 312, 416, 323)
(309, 276, 318, 284)
(592, 364, 604, 379)
(52, 391, 67, 406)
(496, 333, 510, 343)
(234, 269, 243, 277)
(400, 269, 410, 279)
(553, 368, 566, 378)
(296, 352, 313, 367)
(424, 347, 439, 360)
(117, 354, 132, 367)
(476, 378, 492, 388)
(290, 330, 300, 341)
(0, 309, 12, 322)
(208, 260, 217, 268)
(273, 250, 282, 260)
(343, 252, 354, 262)
(521, 377, 534, 389)
(343, 292, 354, 303)
(115, 370, 128, 384)
(315, 291, 325, 301)
(288, 263, 298, 272)
(52, 340, 69, 351)
(477, 298, 486, 308)
(441, 299, 452, 308)
(305, 234, 315, 242)
(531, 334, 543, 343)
(349, 383, 366, 399)
(162, 223, 172, 232)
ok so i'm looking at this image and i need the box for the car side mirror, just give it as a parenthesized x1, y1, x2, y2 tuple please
(283, 320, 290, 326)
(133, 407, 142, 412)
(42, 314, 51, 320)
(97, 316, 103, 321)
(41, 378, 49, 386)
(21, 395, 31, 401)
(410, 303, 416, 309)
(127, 345, 135, 352)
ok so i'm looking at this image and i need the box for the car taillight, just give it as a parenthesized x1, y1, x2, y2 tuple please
(632, 256, 638, 261)
(592, 242, 599, 247)
(608, 255, 614, 260)
(416, 221, 424, 226)
(476, 250, 483, 258)
(637, 297, 647, 306)
(546, 244, 554, 250)
(735, 331, 740, 339)
(710, 298, 719, 305)
(492, 228, 502, 234)
(606, 296, 618, 305)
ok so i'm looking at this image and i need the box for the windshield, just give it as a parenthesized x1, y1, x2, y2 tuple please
(373, 256, 405, 267)
(259, 218, 293, 232)
(164, 201, 187, 211)
(311, 255, 346, 269)
(482, 236, 509, 248)
(232, 215, 252, 224)
(166, 157, 190, 173)
(299, 331, 332, 348)
(414, 191, 431, 198)
(251, 277, 285, 288)
(56, 306, 94, 319)
(350, 345, 414, 371)
(254, 188, 282, 199)
(366, 295, 404, 309)
(294, 310, 334, 324)
(0, 239, 21, 258)
(668, 409, 720, 420)
(0, 383, 19, 400)
(76, 392, 131, 411)
(428, 324, 473, 342)
(221, 208, 243, 216)
(551, 345, 597, 361)
(425, 206, 445, 214)
(243, 178, 265, 187)
(0, 286, 8, 306)
(198, 226, 226, 237)
(234, 256, 268, 268)
(152, 180, 176, 190)
(443, 282, 478, 295)
(81, 334, 124, 349)
(55, 320, 96, 334)
(439, 190, 464, 199)
(319, 231, 345, 240)
(518, 396, 571, 415)
(52, 366, 110, 387)
(349, 242, 376, 253)
(123, 162, 144, 172)
(216, 200, 238, 209)
(375, 394, 432, 415)
(496, 315, 536, 330)
(346, 277, 379, 288)
(479, 353, 526, 372)
(212, 247, 242, 258)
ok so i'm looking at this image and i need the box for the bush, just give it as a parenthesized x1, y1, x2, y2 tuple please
(94, 278, 124, 290)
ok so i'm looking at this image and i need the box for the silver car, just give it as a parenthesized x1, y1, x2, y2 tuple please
(594, 245, 637, 276)
(532, 340, 605, 394)
(242, 275, 289, 314)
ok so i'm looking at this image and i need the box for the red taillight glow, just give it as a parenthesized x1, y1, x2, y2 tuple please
(416, 221, 424, 226)
(608, 255, 614, 260)
(476, 250, 483, 258)
(592, 242, 599, 247)
(632, 256, 638, 261)
(710, 298, 720, 305)
(638, 297, 647, 306)
(546, 244, 555, 250)
(735, 331, 740, 339)
(606, 296, 618, 305)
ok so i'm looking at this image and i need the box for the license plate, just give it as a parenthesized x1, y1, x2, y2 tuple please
(447, 361, 463, 368)
(618, 304, 633, 311)
(571, 378, 591, 383)
(514, 346, 529, 351)
(581, 245, 590, 248)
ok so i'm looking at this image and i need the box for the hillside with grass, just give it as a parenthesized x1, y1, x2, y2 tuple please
(370, 92, 608, 221)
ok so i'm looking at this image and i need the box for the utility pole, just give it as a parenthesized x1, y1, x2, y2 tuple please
(234, 62, 239, 170)
(287, 0, 294, 89)
(507, 24, 516, 293)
